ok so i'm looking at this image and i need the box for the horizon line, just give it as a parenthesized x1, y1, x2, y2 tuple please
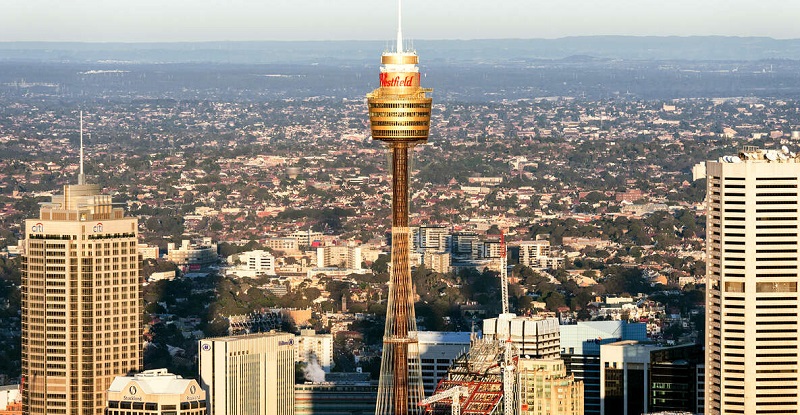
(1, 35, 800, 45)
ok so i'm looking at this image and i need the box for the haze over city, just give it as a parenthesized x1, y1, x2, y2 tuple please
(2, 0, 799, 42)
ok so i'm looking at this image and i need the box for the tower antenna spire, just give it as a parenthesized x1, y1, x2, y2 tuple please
(396, 0, 403, 53)
(79, 110, 85, 185)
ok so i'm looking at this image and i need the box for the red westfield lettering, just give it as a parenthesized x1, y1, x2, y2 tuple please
(380, 73, 418, 87)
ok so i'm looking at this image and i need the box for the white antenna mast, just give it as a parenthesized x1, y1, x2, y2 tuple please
(79, 111, 85, 185)
(500, 232, 509, 315)
(396, 0, 403, 53)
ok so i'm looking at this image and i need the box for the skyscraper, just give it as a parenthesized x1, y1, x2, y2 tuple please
(599, 341, 702, 415)
(559, 321, 647, 415)
(21, 115, 141, 414)
(198, 332, 295, 415)
(705, 147, 800, 414)
(366, 1, 433, 413)
(517, 358, 583, 415)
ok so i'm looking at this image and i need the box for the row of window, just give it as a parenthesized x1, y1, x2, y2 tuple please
(371, 120, 430, 127)
(372, 129, 429, 137)
(369, 102, 431, 109)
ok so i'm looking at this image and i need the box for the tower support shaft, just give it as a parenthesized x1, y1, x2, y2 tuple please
(377, 143, 422, 415)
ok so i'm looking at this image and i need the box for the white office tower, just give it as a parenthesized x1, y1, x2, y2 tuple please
(415, 331, 472, 397)
(482, 314, 560, 359)
(705, 147, 800, 414)
(199, 332, 295, 415)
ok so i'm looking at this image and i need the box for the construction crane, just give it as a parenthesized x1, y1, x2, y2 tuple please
(502, 338, 515, 415)
(500, 232, 509, 315)
(499, 232, 515, 415)
(418, 385, 470, 415)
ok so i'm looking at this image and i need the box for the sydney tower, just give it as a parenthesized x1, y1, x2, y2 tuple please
(367, 2, 432, 415)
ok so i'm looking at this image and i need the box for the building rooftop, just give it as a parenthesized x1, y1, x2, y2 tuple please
(107, 369, 197, 396)
(719, 146, 800, 164)
(415, 331, 472, 344)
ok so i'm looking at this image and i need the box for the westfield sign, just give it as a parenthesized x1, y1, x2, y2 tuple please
(380, 72, 419, 87)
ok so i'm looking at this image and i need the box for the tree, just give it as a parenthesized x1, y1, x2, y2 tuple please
(543, 291, 566, 311)
(371, 254, 389, 275)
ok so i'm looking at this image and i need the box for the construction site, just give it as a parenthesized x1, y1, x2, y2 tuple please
(419, 232, 583, 415)
(420, 233, 516, 415)
(420, 339, 513, 415)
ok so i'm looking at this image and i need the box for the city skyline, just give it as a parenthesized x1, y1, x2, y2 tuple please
(3, 1, 800, 413)
(1, 0, 799, 43)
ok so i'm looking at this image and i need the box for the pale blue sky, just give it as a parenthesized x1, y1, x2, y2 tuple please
(2, 0, 798, 42)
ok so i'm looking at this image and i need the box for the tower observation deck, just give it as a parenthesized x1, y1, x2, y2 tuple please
(367, 2, 432, 415)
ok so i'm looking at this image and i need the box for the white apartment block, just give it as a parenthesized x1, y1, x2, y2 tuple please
(482, 314, 561, 359)
(415, 225, 450, 252)
(316, 245, 362, 270)
(519, 239, 550, 264)
(423, 251, 451, 274)
(294, 329, 334, 373)
(228, 249, 276, 277)
(166, 238, 218, 268)
(519, 239, 564, 269)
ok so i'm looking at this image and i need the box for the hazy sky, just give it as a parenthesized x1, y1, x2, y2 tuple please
(2, 0, 799, 42)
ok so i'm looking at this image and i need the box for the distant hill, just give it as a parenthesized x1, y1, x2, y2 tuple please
(1, 36, 799, 64)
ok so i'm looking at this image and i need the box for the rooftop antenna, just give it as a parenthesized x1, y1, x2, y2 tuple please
(79, 110, 85, 185)
(396, 0, 403, 53)
(499, 231, 509, 315)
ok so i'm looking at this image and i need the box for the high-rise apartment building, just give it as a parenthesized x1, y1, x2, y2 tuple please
(316, 245, 362, 270)
(482, 314, 561, 359)
(21, 155, 141, 415)
(705, 147, 800, 414)
(295, 329, 334, 373)
(166, 238, 217, 270)
(518, 238, 564, 270)
(451, 232, 480, 261)
(422, 251, 451, 274)
(517, 358, 583, 415)
(198, 332, 294, 415)
(227, 249, 276, 278)
(415, 225, 450, 252)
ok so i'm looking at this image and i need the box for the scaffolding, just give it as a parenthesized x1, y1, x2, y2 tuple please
(421, 340, 516, 415)
(227, 311, 283, 335)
